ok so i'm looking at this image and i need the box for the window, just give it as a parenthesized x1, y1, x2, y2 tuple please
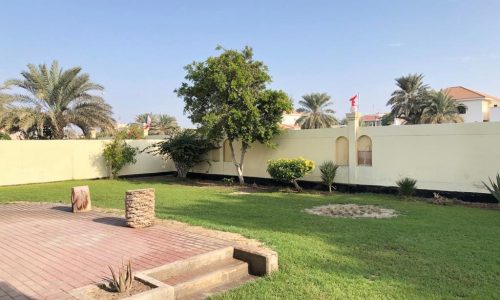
(357, 135, 372, 166)
(223, 139, 232, 162)
(335, 136, 349, 166)
(458, 105, 467, 114)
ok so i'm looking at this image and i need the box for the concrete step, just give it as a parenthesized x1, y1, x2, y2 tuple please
(167, 258, 251, 300)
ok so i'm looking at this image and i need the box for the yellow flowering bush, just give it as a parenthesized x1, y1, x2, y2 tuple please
(267, 157, 315, 191)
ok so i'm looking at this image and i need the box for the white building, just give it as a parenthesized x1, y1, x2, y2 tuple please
(281, 111, 303, 130)
(444, 86, 500, 123)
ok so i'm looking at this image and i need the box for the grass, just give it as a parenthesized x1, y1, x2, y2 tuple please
(1, 177, 499, 299)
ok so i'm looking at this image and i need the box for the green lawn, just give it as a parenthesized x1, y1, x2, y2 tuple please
(1, 177, 499, 299)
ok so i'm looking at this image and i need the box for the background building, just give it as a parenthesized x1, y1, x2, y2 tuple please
(445, 86, 500, 123)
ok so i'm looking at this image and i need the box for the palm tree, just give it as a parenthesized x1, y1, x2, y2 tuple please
(295, 93, 338, 129)
(152, 114, 179, 135)
(420, 91, 465, 124)
(387, 73, 430, 124)
(135, 113, 179, 135)
(0, 87, 11, 122)
(1, 61, 115, 139)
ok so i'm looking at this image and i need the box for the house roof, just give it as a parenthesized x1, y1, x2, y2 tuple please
(444, 86, 500, 102)
(361, 114, 383, 122)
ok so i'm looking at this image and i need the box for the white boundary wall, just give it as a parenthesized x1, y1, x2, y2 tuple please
(1, 119, 500, 194)
(193, 118, 500, 194)
(0, 140, 172, 186)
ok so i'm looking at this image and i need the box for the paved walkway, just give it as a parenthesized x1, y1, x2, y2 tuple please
(0, 203, 229, 300)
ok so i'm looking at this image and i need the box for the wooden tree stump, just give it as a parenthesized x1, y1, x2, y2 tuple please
(125, 188, 155, 228)
(71, 186, 91, 212)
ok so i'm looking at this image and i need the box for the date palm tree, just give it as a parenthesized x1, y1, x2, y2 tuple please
(153, 114, 179, 135)
(295, 93, 338, 129)
(421, 91, 465, 124)
(1, 61, 115, 139)
(387, 73, 430, 124)
(135, 113, 179, 135)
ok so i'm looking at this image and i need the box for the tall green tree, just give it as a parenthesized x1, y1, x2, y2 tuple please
(295, 93, 338, 129)
(421, 91, 465, 124)
(387, 73, 430, 124)
(176, 46, 293, 184)
(1, 61, 115, 139)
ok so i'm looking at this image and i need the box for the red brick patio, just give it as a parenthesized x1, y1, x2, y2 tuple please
(0, 203, 230, 300)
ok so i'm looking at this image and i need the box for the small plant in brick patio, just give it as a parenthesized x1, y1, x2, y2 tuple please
(108, 260, 133, 293)
(396, 177, 417, 198)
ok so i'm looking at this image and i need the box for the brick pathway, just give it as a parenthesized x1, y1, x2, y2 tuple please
(0, 203, 229, 299)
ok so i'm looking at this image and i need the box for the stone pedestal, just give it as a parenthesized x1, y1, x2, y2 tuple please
(125, 188, 155, 228)
(71, 186, 91, 212)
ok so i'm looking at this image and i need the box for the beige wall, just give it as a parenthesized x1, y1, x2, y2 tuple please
(2, 121, 500, 194)
(0, 139, 171, 186)
(193, 121, 500, 194)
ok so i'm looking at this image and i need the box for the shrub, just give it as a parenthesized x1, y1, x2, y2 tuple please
(108, 261, 132, 293)
(483, 173, 500, 202)
(319, 161, 339, 193)
(222, 177, 235, 186)
(0, 132, 11, 140)
(396, 177, 417, 197)
(103, 136, 138, 179)
(116, 124, 144, 140)
(144, 129, 219, 178)
(267, 157, 315, 191)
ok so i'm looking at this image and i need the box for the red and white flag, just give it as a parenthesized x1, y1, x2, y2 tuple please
(349, 94, 358, 107)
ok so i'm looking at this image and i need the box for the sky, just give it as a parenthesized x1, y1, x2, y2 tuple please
(1, 0, 499, 127)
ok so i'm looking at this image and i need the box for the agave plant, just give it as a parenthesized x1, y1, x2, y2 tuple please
(483, 174, 500, 202)
(108, 261, 133, 293)
(396, 177, 417, 198)
(319, 160, 339, 193)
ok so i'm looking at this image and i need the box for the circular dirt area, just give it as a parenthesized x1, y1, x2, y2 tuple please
(305, 204, 398, 219)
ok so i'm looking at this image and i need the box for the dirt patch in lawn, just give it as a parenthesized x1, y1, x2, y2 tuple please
(305, 204, 398, 219)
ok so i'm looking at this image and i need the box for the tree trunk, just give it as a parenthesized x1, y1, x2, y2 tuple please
(175, 162, 189, 179)
(292, 180, 302, 192)
(228, 139, 248, 185)
(328, 185, 332, 193)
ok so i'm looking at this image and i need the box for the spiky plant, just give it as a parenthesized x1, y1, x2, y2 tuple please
(396, 177, 417, 198)
(108, 261, 133, 293)
(319, 160, 339, 193)
(1, 61, 115, 139)
(295, 93, 338, 129)
(483, 173, 500, 202)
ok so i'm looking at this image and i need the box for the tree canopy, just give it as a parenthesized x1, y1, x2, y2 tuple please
(387, 73, 430, 124)
(0, 61, 115, 139)
(176, 46, 293, 184)
(421, 91, 465, 124)
(295, 93, 338, 129)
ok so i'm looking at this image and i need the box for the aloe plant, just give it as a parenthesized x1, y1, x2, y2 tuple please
(483, 173, 500, 202)
(108, 261, 133, 293)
